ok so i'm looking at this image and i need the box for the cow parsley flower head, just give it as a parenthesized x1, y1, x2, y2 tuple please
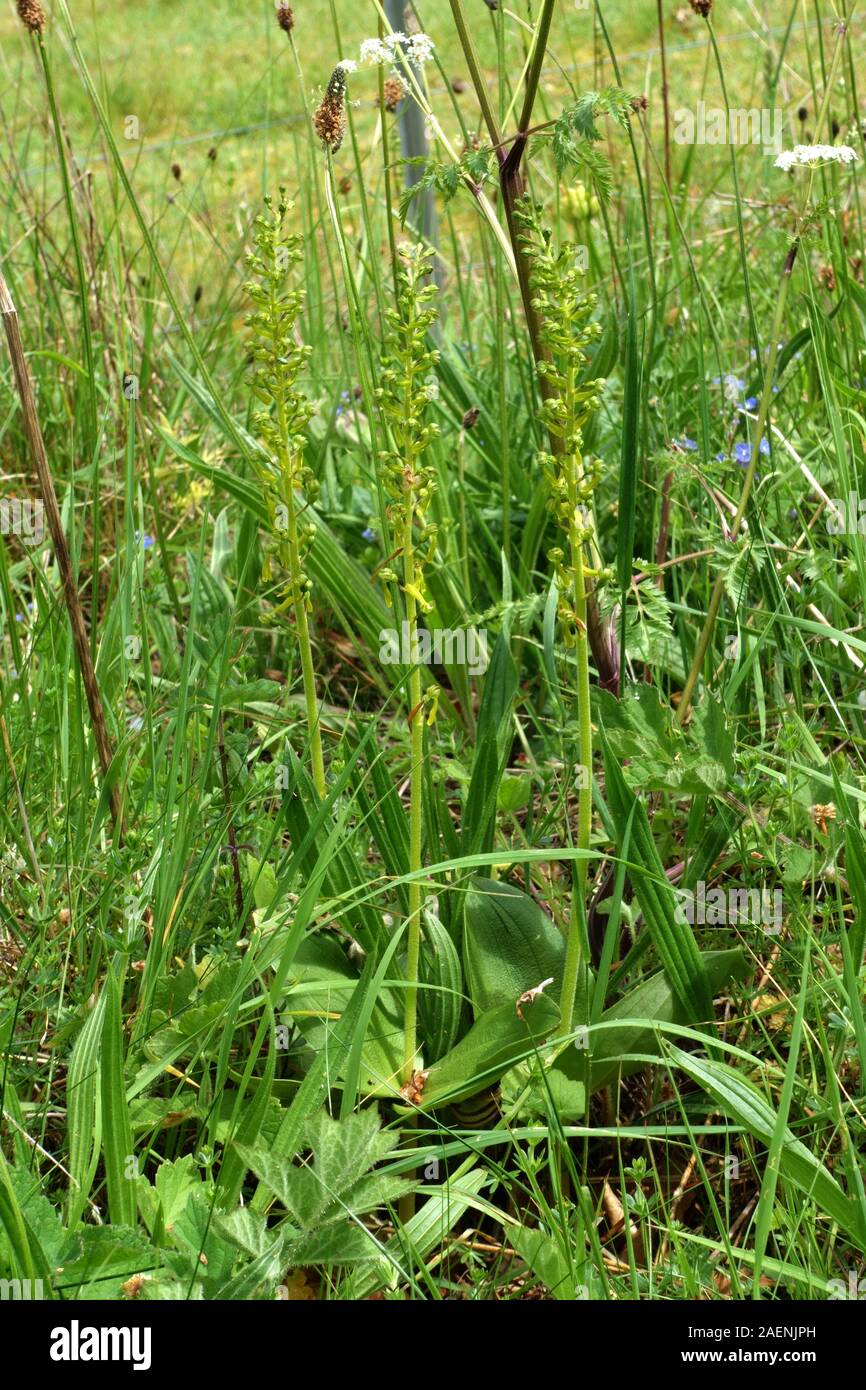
(405, 32, 435, 64)
(360, 37, 392, 66)
(775, 143, 858, 171)
(358, 30, 435, 68)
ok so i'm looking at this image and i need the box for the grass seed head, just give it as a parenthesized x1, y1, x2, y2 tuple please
(689, 0, 713, 14)
(17, 0, 46, 33)
(276, 4, 295, 33)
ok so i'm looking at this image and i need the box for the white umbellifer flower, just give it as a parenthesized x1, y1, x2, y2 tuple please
(358, 30, 435, 67)
(337, 58, 358, 74)
(775, 143, 858, 171)
(360, 37, 391, 66)
(406, 32, 436, 64)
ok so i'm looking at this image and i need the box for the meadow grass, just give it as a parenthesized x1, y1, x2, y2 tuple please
(0, 0, 865, 1305)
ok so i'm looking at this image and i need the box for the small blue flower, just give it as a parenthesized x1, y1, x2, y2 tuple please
(733, 439, 770, 465)
(718, 374, 746, 401)
(362, 526, 376, 543)
(674, 437, 699, 451)
(744, 396, 758, 410)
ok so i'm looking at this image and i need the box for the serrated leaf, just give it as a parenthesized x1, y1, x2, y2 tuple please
(237, 1107, 410, 1234)
(138, 1155, 203, 1237)
(55, 1225, 156, 1294)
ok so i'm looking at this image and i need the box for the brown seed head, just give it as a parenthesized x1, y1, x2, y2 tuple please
(382, 76, 405, 113)
(314, 66, 348, 153)
(689, 0, 713, 15)
(17, 0, 46, 33)
(276, 4, 294, 33)
(314, 100, 345, 153)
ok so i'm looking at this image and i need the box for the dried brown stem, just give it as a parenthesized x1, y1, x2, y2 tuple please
(0, 267, 124, 838)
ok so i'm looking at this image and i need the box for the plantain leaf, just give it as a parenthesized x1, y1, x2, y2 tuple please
(544, 949, 749, 1116)
(419, 913, 465, 1063)
(590, 949, 747, 1089)
(65, 991, 105, 1226)
(418, 992, 560, 1109)
(463, 877, 565, 1015)
(100, 963, 138, 1229)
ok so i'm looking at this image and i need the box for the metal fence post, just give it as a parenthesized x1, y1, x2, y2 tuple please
(384, 0, 439, 252)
